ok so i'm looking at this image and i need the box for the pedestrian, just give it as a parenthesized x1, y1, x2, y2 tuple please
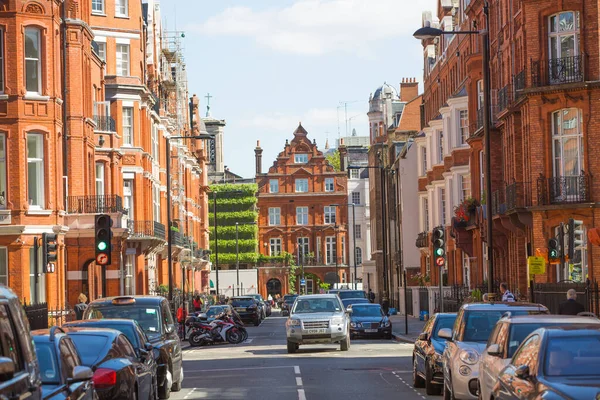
(267, 294, 273, 306)
(74, 293, 88, 320)
(193, 295, 203, 312)
(499, 282, 515, 302)
(559, 289, 585, 315)
(482, 293, 489, 302)
(368, 289, 375, 303)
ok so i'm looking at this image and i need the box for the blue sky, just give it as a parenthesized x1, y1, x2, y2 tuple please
(161, 0, 437, 178)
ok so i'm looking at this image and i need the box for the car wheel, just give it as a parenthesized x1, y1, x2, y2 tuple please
(340, 335, 350, 351)
(425, 361, 441, 395)
(287, 340, 297, 354)
(412, 357, 425, 388)
(158, 371, 171, 399)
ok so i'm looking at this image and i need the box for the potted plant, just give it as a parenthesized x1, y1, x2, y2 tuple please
(454, 197, 480, 226)
(412, 272, 431, 286)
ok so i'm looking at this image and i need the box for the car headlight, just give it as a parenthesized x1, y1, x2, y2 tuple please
(350, 322, 356, 328)
(287, 319, 301, 327)
(459, 349, 480, 365)
(331, 317, 344, 325)
(382, 321, 391, 328)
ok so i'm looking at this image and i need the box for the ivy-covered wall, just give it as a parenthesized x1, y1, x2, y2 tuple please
(209, 183, 259, 265)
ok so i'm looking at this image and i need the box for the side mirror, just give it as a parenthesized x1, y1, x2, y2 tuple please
(0, 356, 15, 381)
(515, 365, 530, 379)
(144, 342, 153, 351)
(166, 324, 176, 334)
(487, 344, 502, 357)
(345, 308, 352, 314)
(69, 366, 93, 383)
(437, 328, 452, 340)
(418, 332, 429, 341)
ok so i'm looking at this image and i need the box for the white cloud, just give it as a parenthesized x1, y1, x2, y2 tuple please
(189, 0, 436, 56)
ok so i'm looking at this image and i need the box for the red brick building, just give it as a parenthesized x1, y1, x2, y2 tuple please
(255, 124, 348, 297)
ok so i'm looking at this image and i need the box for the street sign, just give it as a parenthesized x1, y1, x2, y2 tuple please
(96, 253, 109, 266)
(300, 279, 306, 285)
(435, 257, 445, 267)
(527, 256, 546, 275)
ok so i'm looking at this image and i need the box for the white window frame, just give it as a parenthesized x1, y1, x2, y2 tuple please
(0, 133, 5, 209)
(325, 178, 334, 192)
(354, 224, 361, 239)
(29, 245, 45, 302)
(151, 123, 159, 160)
(477, 80, 484, 110)
(552, 108, 583, 178)
(123, 179, 134, 218)
(122, 107, 133, 146)
(0, 247, 6, 286)
(27, 133, 44, 208)
(355, 247, 362, 265)
(421, 146, 427, 175)
(440, 188, 446, 226)
(479, 152, 484, 199)
(350, 169, 359, 179)
(548, 11, 580, 60)
(325, 236, 337, 265)
(460, 174, 471, 203)
(116, 0, 129, 17)
(462, 253, 471, 289)
(116, 44, 130, 77)
(351, 192, 360, 205)
(95, 162, 105, 196)
(269, 238, 282, 256)
(269, 179, 279, 193)
(152, 185, 160, 222)
(297, 237, 309, 261)
(459, 110, 469, 144)
(324, 206, 336, 224)
(269, 207, 281, 226)
(96, 41, 106, 62)
(296, 206, 308, 225)
(422, 197, 429, 231)
(24, 27, 42, 95)
(295, 178, 308, 193)
(92, 0, 105, 14)
(438, 132, 444, 163)
(294, 154, 308, 163)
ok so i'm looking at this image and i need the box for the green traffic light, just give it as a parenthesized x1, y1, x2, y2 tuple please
(97, 242, 108, 251)
(549, 249, 558, 258)
(435, 248, 445, 256)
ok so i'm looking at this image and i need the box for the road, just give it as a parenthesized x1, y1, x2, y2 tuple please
(172, 310, 436, 400)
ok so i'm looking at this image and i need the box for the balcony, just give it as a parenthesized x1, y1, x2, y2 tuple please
(514, 70, 525, 92)
(531, 55, 584, 87)
(93, 115, 116, 132)
(491, 190, 506, 215)
(172, 230, 184, 247)
(505, 181, 533, 211)
(416, 231, 429, 248)
(127, 220, 166, 240)
(496, 84, 512, 115)
(537, 174, 591, 206)
(67, 195, 124, 214)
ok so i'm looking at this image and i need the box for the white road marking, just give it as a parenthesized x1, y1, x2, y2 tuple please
(183, 388, 196, 399)
(294, 366, 301, 375)
(298, 389, 307, 400)
(185, 365, 289, 373)
(296, 377, 303, 386)
(244, 338, 254, 343)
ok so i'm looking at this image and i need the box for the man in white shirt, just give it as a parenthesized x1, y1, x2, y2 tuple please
(500, 282, 515, 302)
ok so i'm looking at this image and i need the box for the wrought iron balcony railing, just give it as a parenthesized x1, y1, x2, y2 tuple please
(127, 220, 166, 240)
(497, 84, 512, 114)
(537, 174, 591, 205)
(531, 55, 584, 87)
(92, 115, 116, 132)
(67, 195, 124, 214)
(505, 181, 533, 211)
(416, 231, 429, 248)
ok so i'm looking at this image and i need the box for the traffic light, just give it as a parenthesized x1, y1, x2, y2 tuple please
(42, 233, 57, 273)
(432, 226, 446, 267)
(568, 219, 584, 261)
(548, 238, 560, 261)
(95, 214, 112, 266)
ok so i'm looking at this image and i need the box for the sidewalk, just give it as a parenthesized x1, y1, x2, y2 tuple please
(390, 314, 426, 344)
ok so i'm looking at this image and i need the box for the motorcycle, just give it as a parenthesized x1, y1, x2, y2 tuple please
(186, 313, 245, 346)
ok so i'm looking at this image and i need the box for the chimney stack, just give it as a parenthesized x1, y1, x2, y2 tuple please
(400, 77, 419, 102)
(254, 140, 263, 175)
(338, 138, 347, 172)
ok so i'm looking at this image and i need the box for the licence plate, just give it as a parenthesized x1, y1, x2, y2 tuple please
(364, 329, 378, 333)
(305, 329, 328, 334)
(236, 308, 246, 312)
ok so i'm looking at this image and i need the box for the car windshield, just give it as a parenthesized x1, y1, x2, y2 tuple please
(507, 323, 564, 357)
(544, 336, 600, 377)
(463, 310, 543, 342)
(351, 306, 383, 317)
(85, 305, 162, 337)
(249, 295, 263, 302)
(206, 307, 224, 317)
(433, 317, 457, 340)
(284, 297, 297, 304)
(292, 298, 341, 314)
(342, 298, 370, 308)
(337, 291, 367, 299)
(69, 334, 110, 366)
(35, 342, 60, 384)
(231, 298, 254, 307)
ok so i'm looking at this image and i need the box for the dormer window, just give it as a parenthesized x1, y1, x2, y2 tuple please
(294, 154, 308, 163)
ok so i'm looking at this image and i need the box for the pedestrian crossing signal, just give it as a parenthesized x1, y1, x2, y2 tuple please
(548, 238, 560, 261)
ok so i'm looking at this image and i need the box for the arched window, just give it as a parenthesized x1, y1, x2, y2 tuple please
(355, 247, 362, 265)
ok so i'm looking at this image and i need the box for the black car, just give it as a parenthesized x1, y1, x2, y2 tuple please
(281, 295, 298, 316)
(412, 312, 456, 395)
(32, 327, 96, 400)
(63, 319, 158, 399)
(493, 325, 600, 399)
(65, 327, 155, 400)
(348, 303, 392, 339)
(83, 296, 183, 398)
(229, 297, 261, 326)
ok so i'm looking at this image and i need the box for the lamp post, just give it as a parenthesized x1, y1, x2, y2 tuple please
(166, 134, 214, 301)
(236, 221, 257, 296)
(413, 3, 494, 296)
(331, 203, 358, 290)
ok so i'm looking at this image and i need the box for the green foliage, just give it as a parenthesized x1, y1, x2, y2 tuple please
(215, 210, 257, 223)
(210, 183, 258, 196)
(319, 282, 331, 290)
(287, 253, 299, 294)
(209, 239, 258, 253)
(209, 224, 257, 238)
(325, 150, 341, 171)
(210, 253, 258, 264)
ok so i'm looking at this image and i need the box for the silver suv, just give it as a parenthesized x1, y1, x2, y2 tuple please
(285, 294, 350, 353)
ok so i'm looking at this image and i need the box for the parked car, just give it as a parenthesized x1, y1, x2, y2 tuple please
(492, 325, 600, 400)
(32, 326, 96, 400)
(348, 303, 392, 339)
(438, 302, 548, 400)
(479, 314, 600, 400)
(248, 294, 270, 318)
(286, 294, 350, 353)
(0, 285, 42, 400)
(281, 294, 299, 317)
(412, 313, 457, 395)
(63, 319, 159, 399)
(83, 296, 183, 398)
(229, 296, 262, 326)
(342, 298, 370, 309)
(65, 327, 155, 400)
(329, 290, 367, 300)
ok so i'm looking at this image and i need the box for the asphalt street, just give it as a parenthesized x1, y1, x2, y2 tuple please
(172, 310, 437, 400)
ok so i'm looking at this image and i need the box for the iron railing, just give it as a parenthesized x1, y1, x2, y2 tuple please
(127, 220, 166, 240)
(491, 190, 506, 215)
(172, 230, 184, 247)
(418, 287, 429, 313)
(505, 181, 533, 211)
(537, 174, 591, 205)
(514, 70, 525, 92)
(92, 115, 116, 132)
(23, 303, 76, 330)
(531, 55, 584, 87)
(497, 84, 512, 114)
(416, 231, 429, 248)
(532, 280, 599, 315)
(67, 195, 124, 214)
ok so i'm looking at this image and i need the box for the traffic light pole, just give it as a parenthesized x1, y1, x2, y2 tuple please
(559, 222, 566, 280)
(33, 237, 39, 304)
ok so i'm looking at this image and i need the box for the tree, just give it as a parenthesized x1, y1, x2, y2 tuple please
(325, 150, 341, 171)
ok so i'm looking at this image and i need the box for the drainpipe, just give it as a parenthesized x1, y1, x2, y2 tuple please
(61, 3, 69, 307)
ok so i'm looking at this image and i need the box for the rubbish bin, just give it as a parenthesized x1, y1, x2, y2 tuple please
(419, 310, 429, 321)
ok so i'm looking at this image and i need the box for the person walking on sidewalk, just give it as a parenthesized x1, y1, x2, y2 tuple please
(74, 293, 88, 320)
(368, 289, 375, 303)
(500, 282, 516, 302)
(559, 289, 585, 315)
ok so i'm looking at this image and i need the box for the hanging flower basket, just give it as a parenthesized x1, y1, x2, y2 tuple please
(454, 197, 480, 224)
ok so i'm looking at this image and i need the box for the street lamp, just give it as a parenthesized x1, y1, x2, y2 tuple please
(166, 134, 214, 301)
(236, 221, 257, 296)
(413, 3, 494, 296)
(331, 203, 358, 290)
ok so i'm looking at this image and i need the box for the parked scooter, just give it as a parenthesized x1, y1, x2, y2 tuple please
(186, 312, 245, 346)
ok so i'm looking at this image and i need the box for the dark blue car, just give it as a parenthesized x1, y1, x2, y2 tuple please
(412, 313, 457, 395)
(348, 303, 392, 339)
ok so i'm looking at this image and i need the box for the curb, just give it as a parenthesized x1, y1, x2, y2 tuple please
(392, 332, 417, 344)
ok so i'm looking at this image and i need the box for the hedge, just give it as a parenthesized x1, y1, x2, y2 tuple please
(210, 183, 258, 196)
(209, 239, 258, 253)
(210, 252, 258, 264)
(215, 210, 257, 222)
